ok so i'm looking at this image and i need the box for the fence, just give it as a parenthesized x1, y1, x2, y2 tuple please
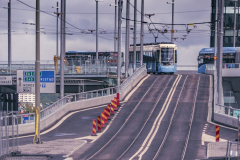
(0, 111, 19, 158)
(0, 59, 112, 75)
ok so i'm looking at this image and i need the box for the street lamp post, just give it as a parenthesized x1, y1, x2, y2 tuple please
(110, 1, 117, 52)
(167, 0, 174, 43)
(8, 0, 11, 69)
(96, 0, 104, 60)
(53, 2, 60, 58)
(125, 0, 130, 78)
(133, 0, 137, 72)
(140, 0, 144, 66)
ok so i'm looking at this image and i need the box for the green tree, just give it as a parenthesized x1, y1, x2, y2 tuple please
(25, 104, 35, 113)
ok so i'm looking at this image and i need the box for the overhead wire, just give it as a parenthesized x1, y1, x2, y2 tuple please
(16, 0, 112, 41)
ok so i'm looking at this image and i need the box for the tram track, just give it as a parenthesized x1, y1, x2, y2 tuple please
(87, 74, 177, 160)
(152, 75, 201, 160)
(116, 75, 180, 160)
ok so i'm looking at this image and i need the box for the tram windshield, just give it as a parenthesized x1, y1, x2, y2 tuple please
(160, 48, 174, 66)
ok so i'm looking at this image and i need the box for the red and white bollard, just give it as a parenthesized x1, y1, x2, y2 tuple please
(92, 119, 97, 136)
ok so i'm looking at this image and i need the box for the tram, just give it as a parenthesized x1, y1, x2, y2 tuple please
(197, 47, 240, 73)
(129, 42, 177, 74)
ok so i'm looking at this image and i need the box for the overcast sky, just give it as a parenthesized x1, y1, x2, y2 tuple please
(0, 0, 211, 65)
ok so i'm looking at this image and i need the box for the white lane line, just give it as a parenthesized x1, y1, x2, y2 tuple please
(129, 75, 182, 160)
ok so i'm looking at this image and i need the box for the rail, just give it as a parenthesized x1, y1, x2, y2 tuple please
(206, 63, 240, 70)
(0, 111, 19, 157)
(177, 65, 198, 71)
(17, 64, 146, 125)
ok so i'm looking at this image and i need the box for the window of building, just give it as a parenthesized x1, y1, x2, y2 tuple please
(225, 30, 237, 36)
(225, 7, 235, 14)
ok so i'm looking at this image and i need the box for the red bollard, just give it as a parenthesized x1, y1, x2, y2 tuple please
(97, 116, 101, 132)
(117, 93, 120, 99)
(216, 125, 219, 142)
(102, 112, 107, 124)
(114, 97, 119, 107)
(107, 104, 111, 113)
(110, 105, 114, 114)
(104, 108, 111, 120)
(101, 113, 105, 128)
(111, 100, 118, 111)
(92, 119, 97, 136)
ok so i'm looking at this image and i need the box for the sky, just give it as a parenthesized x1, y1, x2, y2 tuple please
(0, 0, 212, 65)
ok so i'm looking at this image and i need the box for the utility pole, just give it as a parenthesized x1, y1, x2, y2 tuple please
(217, 0, 224, 105)
(96, 0, 99, 60)
(133, 0, 137, 72)
(53, 2, 60, 57)
(125, 0, 130, 78)
(140, 0, 144, 66)
(114, 0, 117, 52)
(233, 0, 237, 47)
(60, 0, 65, 99)
(214, 0, 218, 108)
(33, 0, 41, 144)
(117, 0, 122, 88)
(171, 0, 174, 43)
(8, 0, 11, 69)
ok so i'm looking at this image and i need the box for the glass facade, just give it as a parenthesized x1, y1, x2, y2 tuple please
(211, 0, 240, 47)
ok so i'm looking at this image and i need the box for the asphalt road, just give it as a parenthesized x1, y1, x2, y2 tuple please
(17, 74, 238, 160)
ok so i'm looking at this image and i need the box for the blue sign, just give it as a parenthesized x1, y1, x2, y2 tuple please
(23, 71, 55, 83)
(23, 116, 28, 124)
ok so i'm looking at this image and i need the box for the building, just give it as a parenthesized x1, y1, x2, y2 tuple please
(18, 93, 35, 106)
(211, 0, 240, 47)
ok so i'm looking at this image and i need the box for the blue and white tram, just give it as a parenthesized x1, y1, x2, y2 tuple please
(129, 42, 177, 74)
(197, 47, 240, 73)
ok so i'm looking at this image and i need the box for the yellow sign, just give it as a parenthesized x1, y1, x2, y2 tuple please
(171, 30, 174, 33)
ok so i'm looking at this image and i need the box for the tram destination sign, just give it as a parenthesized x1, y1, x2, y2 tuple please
(0, 76, 12, 85)
(17, 70, 55, 93)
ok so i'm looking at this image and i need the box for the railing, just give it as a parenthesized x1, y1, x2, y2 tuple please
(0, 111, 19, 157)
(215, 104, 239, 118)
(222, 63, 240, 69)
(177, 65, 198, 71)
(17, 87, 117, 125)
(17, 63, 147, 125)
(0, 60, 112, 75)
(206, 63, 240, 70)
(206, 64, 215, 70)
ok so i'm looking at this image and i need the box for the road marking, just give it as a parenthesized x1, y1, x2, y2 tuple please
(130, 75, 182, 160)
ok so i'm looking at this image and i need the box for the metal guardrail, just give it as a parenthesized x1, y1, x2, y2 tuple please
(215, 104, 240, 118)
(0, 60, 112, 75)
(0, 111, 19, 157)
(17, 64, 146, 125)
(176, 65, 198, 71)
(206, 63, 240, 70)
